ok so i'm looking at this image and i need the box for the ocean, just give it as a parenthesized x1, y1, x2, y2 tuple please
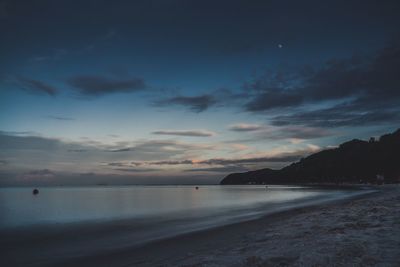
(1, 185, 366, 229)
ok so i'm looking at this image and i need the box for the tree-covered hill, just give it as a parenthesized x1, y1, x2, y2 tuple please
(220, 129, 400, 185)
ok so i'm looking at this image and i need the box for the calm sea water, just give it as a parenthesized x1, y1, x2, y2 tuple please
(0, 185, 365, 230)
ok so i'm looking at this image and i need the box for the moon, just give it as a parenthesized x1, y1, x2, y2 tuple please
(278, 44, 283, 48)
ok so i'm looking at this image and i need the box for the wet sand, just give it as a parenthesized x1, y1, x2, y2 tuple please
(2, 185, 399, 266)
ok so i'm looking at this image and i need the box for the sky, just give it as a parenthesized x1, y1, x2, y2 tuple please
(1, 0, 400, 185)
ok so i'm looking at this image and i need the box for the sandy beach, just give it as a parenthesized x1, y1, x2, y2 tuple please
(51, 185, 399, 267)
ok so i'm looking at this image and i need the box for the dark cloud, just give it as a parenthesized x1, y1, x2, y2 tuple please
(272, 106, 400, 128)
(225, 126, 332, 143)
(256, 126, 332, 140)
(107, 162, 126, 167)
(0, 159, 7, 165)
(152, 130, 215, 137)
(243, 42, 400, 127)
(68, 75, 146, 96)
(102, 140, 213, 161)
(114, 168, 160, 173)
(133, 140, 211, 154)
(19, 169, 56, 180)
(0, 132, 95, 154)
(68, 149, 87, 152)
(184, 166, 249, 173)
(0, 132, 217, 180)
(245, 90, 303, 111)
(47, 116, 75, 121)
(79, 172, 96, 176)
(16, 77, 57, 96)
(0, 132, 61, 150)
(148, 160, 194, 165)
(129, 160, 194, 166)
(283, 126, 332, 139)
(197, 155, 303, 165)
(107, 148, 132, 152)
(24, 169, 54, 176)
(0, 130, 37, 136)
(156, 95, 217, 112)
(127, 153, 307, 168)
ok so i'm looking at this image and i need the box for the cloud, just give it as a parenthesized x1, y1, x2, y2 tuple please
(68, 75, 146, 96)
(106, 145, 319, 173)
(0, 130, 321, 182)
(68, 149, 87, 152)
(306, 144, 321, 152)
(16, 77, 58, 96)
(196, 154, 303, 165)
(99, 139, 218, 168)
(19, 169, 56, 180)
(25, 169, 54, 176)
(245, 90, 303, 111)
(129, 160, 194, 166)
(103, 149, 315, 175)
(0, 132, 216, 171)
(0, 132, 62, 150)
(259, 126, 332, 140)
(107, 162, 127, 167)
(0, 130, 37, 136)
(127, 151, 310, 167)
(156, 95, 217, 112)
(0, 131, 96, 153)
(271, 106, 400, 128)
(229, 123, 263, 132)
(107, 148, 132, 152)
(242, 42, 400, 127)
(184, 166, 249, 173)
(133, 140, 214, 154)
(152, 130, 216, 137)
(225, 126, 332, 142)
(229, 143, 250, 151)
(113, 168, 161, 173)
(288, 126, 327, 139)
(47, 116, 75, 121)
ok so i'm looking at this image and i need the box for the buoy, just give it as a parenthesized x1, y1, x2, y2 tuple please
(33, 188, 39, 195)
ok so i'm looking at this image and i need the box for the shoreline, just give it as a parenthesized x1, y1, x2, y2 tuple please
(63, 186, 400, 267)
(2, 185, 399, 266)
(58, 186, 400, 267)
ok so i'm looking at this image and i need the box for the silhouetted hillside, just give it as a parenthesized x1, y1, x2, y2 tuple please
(220, 129, 400, 185)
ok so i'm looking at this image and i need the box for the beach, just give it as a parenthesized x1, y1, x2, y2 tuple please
(2, 185, 399, 266)
(60, 185, 400, 266)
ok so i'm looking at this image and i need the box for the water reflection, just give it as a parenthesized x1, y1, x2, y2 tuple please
(0, 185, 347, 229)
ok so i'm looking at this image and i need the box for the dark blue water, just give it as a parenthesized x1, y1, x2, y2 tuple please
(0, 185, 367, 229)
